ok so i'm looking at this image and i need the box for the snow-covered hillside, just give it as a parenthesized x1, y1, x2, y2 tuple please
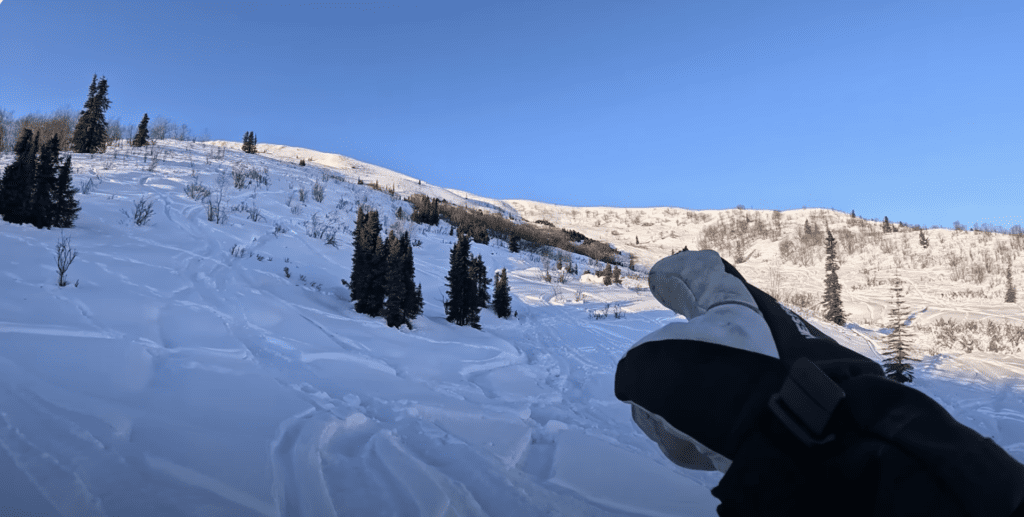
(0, 140, 1022, 516)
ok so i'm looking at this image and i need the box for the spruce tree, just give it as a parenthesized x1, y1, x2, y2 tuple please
(612, 266, 621, 285)
(804, 219, 812, 235)
(493, 268, 512, 318)
(602, 264, 613, 286)
(919, 229, 929, 248)
(850, 209, 856, 218)
(882, 216, 892, 233)
(1006, 265, 1017, 303)
(508, 235, 520, 253)
(382, 231, 408, 328)
(363, 209, 386, 316)
(469, 254, 490, 312)
(399, 232, 424, 324)
(132, 113, 150, 147)
(823, 226, 845, 326)
(242, 132, 258, 154)
(882, 273, 916, 384)
(0, 129, 38, 224)
(52, 155, 80, 228)
(29, 134, 61, 229)
(350, 206, 368, 305)
(444, 233, 476, 327)
(71, 75, 111, 154)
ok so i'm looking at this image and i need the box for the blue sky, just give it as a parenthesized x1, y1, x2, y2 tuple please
(1, 0, 1022, 230)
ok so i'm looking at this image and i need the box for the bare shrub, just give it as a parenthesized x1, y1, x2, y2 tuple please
(778, 238, 795, 263)
(80, 176, 98, 195)
(312, 180, 325, 202)
(184, 181, 211, 201)
(55, 231, 78, 287)
(122, 196, 155, 226)
(970, 263, 987, 284)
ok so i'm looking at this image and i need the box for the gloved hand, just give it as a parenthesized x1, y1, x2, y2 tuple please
(615, 250, 1024, 517)
(615, 249, 881, 473)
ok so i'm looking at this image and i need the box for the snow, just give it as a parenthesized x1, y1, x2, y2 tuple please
(0, 139, 1021, 516)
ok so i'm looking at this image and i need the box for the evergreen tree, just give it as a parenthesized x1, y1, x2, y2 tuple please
(493, 268, 512, 318)
(132, 113, 150, 147)
(52, 155, 80, 228)
(350, 206, 385, 315)
(382, 231, 408, 328)
(508, 235, 520, 253)
(823, 226, 845, 326)
(851, 209, 856, 218)
(1006, 265, 1017, 303)
(919, 229, 929, 248)
(804, 219, 812, 235)
(0, 129, 38, 224)
(882, 216, 892, 233)
(350, 206, 369, 305)
(244, 132, 255, 153)
(469, 254, 490, 313)
(400, 232, 424, 324)
(29, 134, 61, 229)
(363, 209, 386, 316)
(602, 264, 613, 286)
(444, 233, 474, 327)
(612, 266, 621, 285)
(881, 273, 917, 384)
(71, 75, 111, 154)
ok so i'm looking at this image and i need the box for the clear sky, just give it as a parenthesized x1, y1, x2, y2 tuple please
(1, 1, 1022, 230)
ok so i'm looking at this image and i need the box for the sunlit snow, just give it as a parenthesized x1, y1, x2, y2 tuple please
(0, 140, 1021, 516)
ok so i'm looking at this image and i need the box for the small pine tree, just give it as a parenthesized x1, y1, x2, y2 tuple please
(469, 254, 491, 314)
(52, 155, 80, 228)
(29, 134, 61, 229)
(919, 229, 929, 248)
(602, 264, 613, 286)
(850, 209, 856, 218)
(493, 268, 512, 318)
(804, 219, 812, 235)
(71, 75, 111, 154)
(882, 273, 917, 384)
(612, 266, 621, 285)
(444, 233, 475, 327)
(350, 206, 385, 316)
(823, 226, 845, 326)
(383, 231, 408, 328)
(882, 216, 892, 233)
(132, 114, 150, 147)
(0, 129, 38, 225)
(350, 206, 368, 305)
(508, 235, 520, 253)
(1006, 265, 1017, 303)
(400, 232, 424, 325)
(364, 209, 386, 316)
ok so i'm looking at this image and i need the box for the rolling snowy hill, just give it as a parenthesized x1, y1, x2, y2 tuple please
(0, 139, 1021, 516)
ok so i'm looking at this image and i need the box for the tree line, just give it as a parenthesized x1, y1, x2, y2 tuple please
(349, 205, 512, 330)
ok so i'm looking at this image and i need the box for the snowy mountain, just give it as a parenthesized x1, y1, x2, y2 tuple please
(0, 139, 1021, 516)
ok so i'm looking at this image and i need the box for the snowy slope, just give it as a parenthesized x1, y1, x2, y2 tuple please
(0, 140, 1021, 516)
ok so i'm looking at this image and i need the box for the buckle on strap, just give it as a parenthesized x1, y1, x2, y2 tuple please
(768, 357, 846, 446)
